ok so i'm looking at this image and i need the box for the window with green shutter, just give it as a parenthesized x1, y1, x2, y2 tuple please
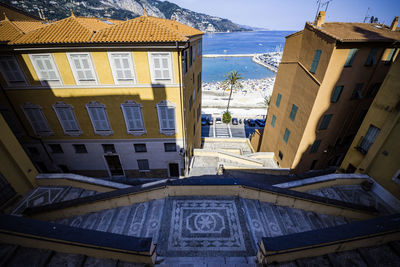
(289, 104, 298, 121)
(310, 140, 321, 153)
(344, 49, 358, 67)
(283, 128, 291, 144)
(319, 114, 333, 130)
(350, 83, 363, 100)
(365, 48, 378, 66)
(310, 50, 322, 73)
(276, 93, 282, 107)
(271, 115, 276, 127)
(331, 86, 344, 103)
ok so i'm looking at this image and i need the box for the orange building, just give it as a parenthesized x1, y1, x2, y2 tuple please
(259, 12, 399, 173)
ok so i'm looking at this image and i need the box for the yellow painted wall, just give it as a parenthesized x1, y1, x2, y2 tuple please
(0, 113, 37, 195)
(341, 57, 400, 199)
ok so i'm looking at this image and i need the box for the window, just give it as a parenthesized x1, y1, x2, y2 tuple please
(156, 100, 176, 135)
(367, 83, 381, 98)
(108, 52, 136, 84)
(164, 142, 177, 152)
(86, 101, 113, 136)
(197, 106, 201, 121)
(30, 54, 61, 85)
(0, 55, 26, 85)
(183, 50, 188, 74)
(331, 86, 344, 103)
(193, 88, 196, 101)
(310, 140, 321, 153)
(310, 49, 322, 73)
(149, 52, 173, 82)
(275, 93, 282, 107)
(67, 53, 97, 85)
(193, 42, 196, 62)
(49, 144, 63, 154)
(189, 46, 193, 67)
(197, 40, 202, 57)
(189, 96, 193, 110)
(121, 101, 145, 136)
(319, 114, 333, 130)
(271, 115, 276, 127)
(27, 147, 39, 156)
(22, 103, 53, 136)
(53, 102, 82, 136)
(197, 72, 202, 92)
(350, 83, 363, 100)
(283, 128, 290, 144)
(344, 49, 358, 67)
(357, 125, 380, 154)
(134, 144, 147, 153)
(137, 159, 149, 171)
(289, 104, 298, 121)
(385, 48, 397, 65)
(73, 144, 87, 153)
(102, 144, 116, 153)
(365, 48, 378, 66)
(278, 151, 283, 160)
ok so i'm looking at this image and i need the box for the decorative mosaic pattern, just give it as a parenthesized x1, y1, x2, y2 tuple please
(167, 199, 246, 252)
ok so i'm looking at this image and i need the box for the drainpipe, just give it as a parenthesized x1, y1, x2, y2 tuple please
(0, 83, 54, 169)
(176, 41, 188, 176)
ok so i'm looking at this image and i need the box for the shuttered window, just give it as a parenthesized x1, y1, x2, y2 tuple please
(275, 93, 282, 107)
(310, 140, 321, 153)
(358, 125, 380, 154)
(365, 48, 378, 66)
(385, 48, 396, 65)
(22, 103, 52, 136)
(0, 56, 25, 85)
(86, 102, 113, 136)
(156, 101, 176, 135)
(283, 128, 291, 144)
(30, 54, 60, 84)
(53, 102, 81, 136)
(121, 101, 145, 135)
(150, 52, 172, 82)
(319, 114, 333, 130)
(109, 52, 135, 84)
(351, 83, 363, 100)
(68, 53, 97, 84)
(344, 49, 358, 67)
(310, 49, 322, 73)
(193, 43, 196, 62)
(197, 40, 202, 57)
(289, 104, 298, 121)
(331, 86, 344, 103)
(137, 159, 149, 171)
(271, 115, 276, 127)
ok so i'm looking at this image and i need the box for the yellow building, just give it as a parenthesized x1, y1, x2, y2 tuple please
(340, 56, 400, 199)
(0, 9, 203, 180)
(259, 12, 400, 173)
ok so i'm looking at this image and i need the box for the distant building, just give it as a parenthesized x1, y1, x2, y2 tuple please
(259, 11, 400, 173)
(0, 5, 203, 179)
(340, 56, 400, 199)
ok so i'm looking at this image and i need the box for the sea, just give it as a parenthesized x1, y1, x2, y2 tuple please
(202, 30, 294, 82)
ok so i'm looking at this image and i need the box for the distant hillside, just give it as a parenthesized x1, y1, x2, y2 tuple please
(3, 0, 250, 33)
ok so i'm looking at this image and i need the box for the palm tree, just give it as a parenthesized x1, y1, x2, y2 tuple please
(224, 71, 243, 113)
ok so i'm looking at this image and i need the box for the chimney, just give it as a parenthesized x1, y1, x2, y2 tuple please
(315, 11, 326, 27)
(390, 16, 399, 31)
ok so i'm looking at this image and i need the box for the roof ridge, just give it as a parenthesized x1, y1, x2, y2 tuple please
(70, 16, 97, 33)
(7, 20, 24, 35)
(145, 15, 188, 40)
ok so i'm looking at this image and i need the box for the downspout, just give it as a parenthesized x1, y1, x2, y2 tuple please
(176, 41, 188, 176)
(0, 83, 54, 169)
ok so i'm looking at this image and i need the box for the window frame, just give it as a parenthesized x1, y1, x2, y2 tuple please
(67, 52, 98, 85)
(283, 128, 291, 144)
(21, 102, 53, 137)
(85, 101, 113, 136)
(137, 159, 150, 172)
(134, 143, 147, 153)
(148, 52, 173, 83)
(52, 102, 82, 136)
(271, 115, 276, 127)
(164, 142, 177, 152)
(275, 93, 282, 107)
(49, 144, 63, 154)
(120, 100, 146, 136)
(73, 144, 88, 154)
(356, 125, 380, 154)
(310, 140, 321, 153)
(319, 114, 333, 130)
(102, 144, 116, 154)
(156, 100, 176, 136)
(350, 83, 363, 100)
(344, 48, 358, 67)
(0, 55, 27, 86)
(310, 49, 322, 73)
(331, 85, 344, 103)
(365, 48, 378, 66)
(107, 52, 137, 85)
(29, 53, 62, 86)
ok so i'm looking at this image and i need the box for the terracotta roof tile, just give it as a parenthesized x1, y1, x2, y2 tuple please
(0, 19, 22, 42)
(11, 21, 47, 33)
(309, 22, 400, 42)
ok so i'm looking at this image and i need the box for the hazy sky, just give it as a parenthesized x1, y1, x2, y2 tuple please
(164, 0, 400, 30)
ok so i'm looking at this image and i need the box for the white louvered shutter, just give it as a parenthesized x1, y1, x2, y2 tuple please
(71, 54, 95, 81)
(152, 53, 171, 80)
(167, 107, 175, 130)
(89, 107, 109, 131)
(33, 55, 58, 81)
(25, 108, 50, 132)
(111, 54, 133, 82)
(124, 106, 143, 131)
(56, 107, 79, 131)
(160, 106, 168, 129)
(0, 57, 24, 82)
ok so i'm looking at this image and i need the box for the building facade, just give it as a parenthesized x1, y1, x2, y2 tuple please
(259, 12, 399, 173)
(340, 56, 400, 199)
(0, 10, 203, 180)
